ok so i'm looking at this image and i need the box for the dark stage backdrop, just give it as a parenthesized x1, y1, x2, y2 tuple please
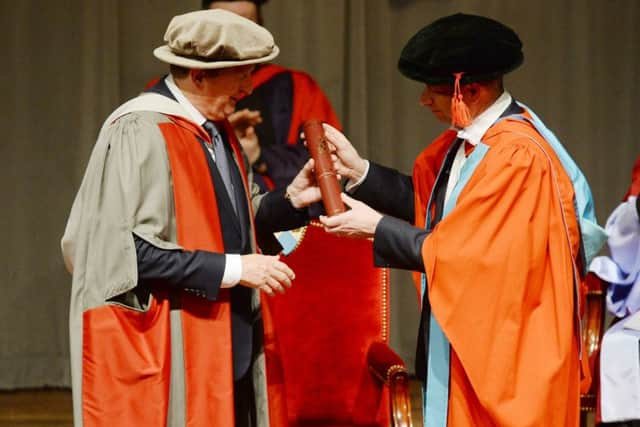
(1, 0, 638, 388)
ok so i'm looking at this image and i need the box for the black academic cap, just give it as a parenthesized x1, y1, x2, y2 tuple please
(398, 13, 523, 85)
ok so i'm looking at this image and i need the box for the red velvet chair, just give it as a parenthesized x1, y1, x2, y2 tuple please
(263, 221, 413, 427)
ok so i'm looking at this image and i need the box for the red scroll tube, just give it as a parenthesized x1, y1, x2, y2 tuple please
(303, 120, 346, 216)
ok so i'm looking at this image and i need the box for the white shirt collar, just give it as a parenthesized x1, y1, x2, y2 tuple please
(164, 74, 208, 127)
(456, 91, 513, 146)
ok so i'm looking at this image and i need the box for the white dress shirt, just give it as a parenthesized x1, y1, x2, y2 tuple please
(164, 75, 242, 288)
(444, 91, 512, 205)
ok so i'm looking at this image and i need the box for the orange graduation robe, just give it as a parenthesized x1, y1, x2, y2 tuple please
(414, 114, 582, 426)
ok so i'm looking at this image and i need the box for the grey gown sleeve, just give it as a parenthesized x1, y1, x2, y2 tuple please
(62, 111, 230, 311)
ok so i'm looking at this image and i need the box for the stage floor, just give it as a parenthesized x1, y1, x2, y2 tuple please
(0, 382, 423, 427)
(0, 389, 72, 427)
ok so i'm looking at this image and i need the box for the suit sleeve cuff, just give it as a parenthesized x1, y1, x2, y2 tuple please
(221, 254, 242, 288)
(345, 160, 370, 192)
(373, 215, 427, 271)
(255, 187, 309, 232)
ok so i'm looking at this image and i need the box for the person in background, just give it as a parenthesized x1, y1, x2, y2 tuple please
(205, 0, 342, 192)
(61, 10, 320, 427)
(589, 156, 640, 427)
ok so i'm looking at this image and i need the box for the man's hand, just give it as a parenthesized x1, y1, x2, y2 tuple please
(228, 108, 262, 130)
(322, 123, 368, 182)
(239, 254, 295, 296)
(319, 193, 383, 238)
(285, 159, 322, 209)
(228, 109, 263, 165)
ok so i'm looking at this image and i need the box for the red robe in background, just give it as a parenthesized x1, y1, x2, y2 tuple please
(624, 155, 640, 199)
(238, 64, 341, 190)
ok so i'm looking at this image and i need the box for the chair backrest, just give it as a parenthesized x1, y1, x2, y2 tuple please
(263, 221, 390, 426)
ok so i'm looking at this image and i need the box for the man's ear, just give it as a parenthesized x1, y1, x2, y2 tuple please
(463, 83, 481, 102)
(190, 69, 206, 87)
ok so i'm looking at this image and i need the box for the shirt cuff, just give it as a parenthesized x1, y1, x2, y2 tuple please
(345, 160, 370, 193)
(221, 254, 242, 288)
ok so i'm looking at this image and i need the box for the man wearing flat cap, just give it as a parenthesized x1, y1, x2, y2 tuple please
(203, 0, 342, 193)
(318, 13, 604, 426)
(61, 9, 320, 427)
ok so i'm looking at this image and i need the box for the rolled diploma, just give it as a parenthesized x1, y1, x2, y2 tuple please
(303, 120, 346, 216)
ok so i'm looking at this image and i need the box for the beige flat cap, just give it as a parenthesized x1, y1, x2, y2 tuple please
(153, 9, 279, 69)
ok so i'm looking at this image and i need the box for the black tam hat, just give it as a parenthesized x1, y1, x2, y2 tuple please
(398, 13, 523, 85)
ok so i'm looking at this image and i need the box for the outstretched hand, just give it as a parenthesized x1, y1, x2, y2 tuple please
(285, 159, 322, 209)
(239, 254, 295, 296)
(321, 123, 368, 182)
(319, 193, 382, 238)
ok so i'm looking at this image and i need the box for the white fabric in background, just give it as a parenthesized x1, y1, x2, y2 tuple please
(600, 318, 640, 422)
(590, 197, 640, 317)
(591, 197, 640, 421)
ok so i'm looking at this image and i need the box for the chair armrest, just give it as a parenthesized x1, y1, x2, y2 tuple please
(580, 274, 606, 414)
(367, 342, 413, 427)
(583, 275, 605, 379)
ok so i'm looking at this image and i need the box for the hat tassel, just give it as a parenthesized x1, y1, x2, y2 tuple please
(451, 72, 472, 128)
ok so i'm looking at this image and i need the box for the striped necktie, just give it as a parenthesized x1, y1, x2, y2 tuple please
(202, 121, 237, 212)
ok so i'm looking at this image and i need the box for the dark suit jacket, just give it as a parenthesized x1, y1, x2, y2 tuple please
(135, 78, 308, 379)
